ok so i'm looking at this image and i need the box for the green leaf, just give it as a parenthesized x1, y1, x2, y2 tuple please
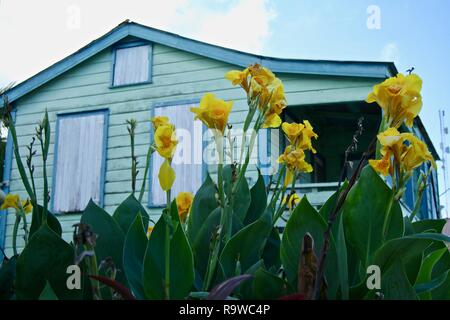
(415, 270, 450, 295)
(280, 197, 328, 290)
(187, 174, 219, 242)
(252, 268, 286, 300)
(39, 281, 58, 300)
(373, 233, 450, 286)
(412, 219, 446, 234)
(343, 165, 404, 267)
(318, 186, 349, 299)
(219, 211, 272, 279)
(80, 200, 127, 286)
(262, 227, 281, 272)
(15, 224, 81, 300)
(142, 213, 194, 299)
(113, 194, 149, 234)
(0, 256, 17, 300)
(123, 213, 148, 300)
(381, 260, 417, 300)
(191, 207, 221, 284)
(29, 205, 62, 238)
(415, 247, 447, 299)
(223, 165, 251, 224)
(336, 214, 349, 299)
(244, 170, 267, 225)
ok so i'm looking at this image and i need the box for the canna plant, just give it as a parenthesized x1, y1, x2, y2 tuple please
(0, 67, 450, 301)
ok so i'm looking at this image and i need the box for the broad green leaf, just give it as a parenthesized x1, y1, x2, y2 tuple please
(0, 256, 17, 300)
(343, 165, 404, 267)
(142, 213, 194, 299)
(412, 219, 446, 234)
(29, 205, 62, 238)
(123, 213, 148, 300)
(280, 197, 337, 293)
(262, 227, 281, 272)
(191, 207, 220, 285)
(381, 260, 417, 300)
(336, 214, 349, 299)
(252, 268, 286, 300)
(80, 200, 127, 287)
(374, 233, 450, 281)
(219, 211, 272, 279)
(113, 194, 149, 234)
(319, 186, 349, 299)
(415, 247, 447, 299)
(15, 224, 81, 300)
(415, 270, 449, 295)
(431, 269, 450, 299)
(39, 281, 58, 300)
(187, 174, 219, 242)
(223, 165, 251, 224)
(244, 170, 267, 225)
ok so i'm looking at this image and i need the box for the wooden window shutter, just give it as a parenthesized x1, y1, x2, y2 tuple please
(113, 45, 150, 86)
(149, 103, 203, 206)
(53, 112, 106, 213)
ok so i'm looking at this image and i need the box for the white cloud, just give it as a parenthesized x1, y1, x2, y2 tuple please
(178, 0, 277, 53)
(380, 42, 400, 63)
(0, 0, 276, 86)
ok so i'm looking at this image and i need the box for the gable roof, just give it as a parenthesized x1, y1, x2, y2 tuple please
(3, 20, 398, 104)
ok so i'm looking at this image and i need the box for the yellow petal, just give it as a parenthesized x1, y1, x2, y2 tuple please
(158, 160, 176, 191)
(262, 113, 282, 128)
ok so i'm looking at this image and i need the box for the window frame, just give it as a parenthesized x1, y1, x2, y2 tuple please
(147, 99, 205, 208)
(110, 40, 153, 88)
(51, 109, 109, 214)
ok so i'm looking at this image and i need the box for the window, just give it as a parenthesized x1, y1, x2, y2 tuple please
(52, 111, 108, 213)
(149, 102, 203, 206)
(112, 43, 152, 86)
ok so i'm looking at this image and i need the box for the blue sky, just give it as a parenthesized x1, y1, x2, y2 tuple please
(0, 0, 449, 214)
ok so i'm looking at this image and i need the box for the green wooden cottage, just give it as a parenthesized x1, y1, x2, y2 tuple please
(0, 20, 440, 259)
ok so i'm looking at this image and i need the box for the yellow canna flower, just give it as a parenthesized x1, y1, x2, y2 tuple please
(282, 193, 301, 209)
(158, 159, 176, 191)
(225, 68, 250, 92)
(282, 122, 305, 144)
(369, 127, 435, 177)
(151, 116, 170, 130)
(21, 199, 33, 214)
(248, 64, 275, 87)
(297, 120, 319, 153)
(277, 145, 313, 186)
(190, 93, 233, 134)
(366, 73, 422, 128)
(176, 192, 194, 223)
(400, 133, 435, 172)
(154, 124, 178, 160)
(369, 153, 392, 177)
(1, 194, 20, 210)
(147, 226, 154, 238)
(262, 111, 282, 129)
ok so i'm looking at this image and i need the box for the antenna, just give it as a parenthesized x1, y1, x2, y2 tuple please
(439, 109, 449, 218)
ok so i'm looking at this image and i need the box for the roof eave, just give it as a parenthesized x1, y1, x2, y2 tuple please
(3, 20, 397, 104)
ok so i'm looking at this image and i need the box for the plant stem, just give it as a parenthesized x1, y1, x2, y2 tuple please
(381, 191, 395, 242)
(20, 211, 29, 246)
(272, 171, 297, 226)
(12, 215, 20, 256)
(164, 190, 171, 300)
(203, 134, 226, 291)
(139, 146, 155, 202)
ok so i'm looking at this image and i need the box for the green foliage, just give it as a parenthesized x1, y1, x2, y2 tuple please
(343, 166, 404, 267)
(142, 211, 194, 299)
(80, 200, 127, 287)
(15, 224, 81, 300)
(123, 213, 148, 300)
(113, 194, 149, 234)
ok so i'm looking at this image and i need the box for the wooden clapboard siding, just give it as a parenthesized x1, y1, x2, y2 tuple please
(4, 41, 382, 257)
